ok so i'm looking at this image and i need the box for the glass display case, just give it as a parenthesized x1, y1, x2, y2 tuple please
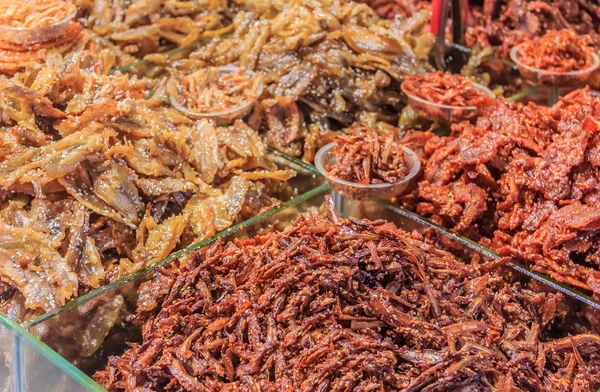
(9, 176, 597, 391)
(1, 2, 599, 389)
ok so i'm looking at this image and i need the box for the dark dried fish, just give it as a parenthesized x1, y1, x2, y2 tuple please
(95, 197, 600, 391)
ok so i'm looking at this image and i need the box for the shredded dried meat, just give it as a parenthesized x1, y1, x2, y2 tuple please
(0, 0, 75, 28)
(95, 197, 600, 391)
(403, 71, 492, 107)
(410, 88, 600, 297)
(516, 29, 595, 72)
(171, 66, 263, 114)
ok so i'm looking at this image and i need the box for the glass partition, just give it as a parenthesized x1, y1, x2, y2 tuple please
(0, 311, 103, 392)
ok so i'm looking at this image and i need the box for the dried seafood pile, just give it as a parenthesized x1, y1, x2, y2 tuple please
(95, 198, 600, 391)
(0, 50, 294, 321)
(75, 0, 232, 57)
(412, 88, 600, 297)
(327, 126, 410, 184)
(174, 0, 434, 160)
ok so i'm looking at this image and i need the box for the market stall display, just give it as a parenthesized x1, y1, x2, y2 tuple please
(1, 0, 600, 391)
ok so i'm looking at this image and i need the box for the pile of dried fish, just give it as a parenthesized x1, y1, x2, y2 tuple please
(0, 50, 294, 321)
(168, 0, 435, 160)
(75, 0, 233, 57)
(410, 88, 600, 297)
(95, 197, 600, 391)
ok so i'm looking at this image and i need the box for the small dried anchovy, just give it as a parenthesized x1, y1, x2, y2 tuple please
(327, 126, 410, 184)
(96, 197, 600, 392)
(175, 67, 263, 113)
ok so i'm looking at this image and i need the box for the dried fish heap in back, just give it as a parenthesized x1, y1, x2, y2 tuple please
(95, 197, 600, 391)
(181, 0, 434, 160)
(0, 50, 294, 321)
(75, 0, 233, 57)
(413, 88, 600, 298)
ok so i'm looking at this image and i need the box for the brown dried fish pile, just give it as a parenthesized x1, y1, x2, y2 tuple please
(174, 0, 434, 160)
(327, 126, 410, 184)
(0, 50, 294, 320)
(410, 88, 600, 297)
(95, 198, 600, 391)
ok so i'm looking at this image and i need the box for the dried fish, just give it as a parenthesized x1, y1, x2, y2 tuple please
(96, 197, 600, 391)
(0, 50, 294, 317)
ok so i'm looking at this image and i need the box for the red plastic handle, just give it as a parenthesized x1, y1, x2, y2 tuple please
(430, 0, 444, 36)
